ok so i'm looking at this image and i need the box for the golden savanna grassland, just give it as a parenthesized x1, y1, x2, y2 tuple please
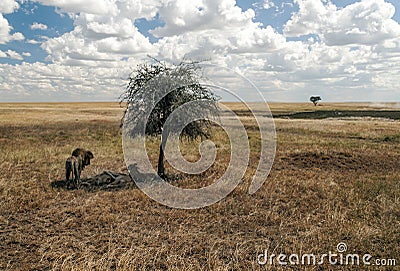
(0, 102, 399, 270)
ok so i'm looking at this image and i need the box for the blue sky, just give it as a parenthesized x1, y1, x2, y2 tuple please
(0, 0, 400, 102)
(1, 3, 73, 64)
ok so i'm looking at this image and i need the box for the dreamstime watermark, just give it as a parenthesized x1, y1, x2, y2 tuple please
(122, 63, 276, 209)
(257, 242, 397, 267)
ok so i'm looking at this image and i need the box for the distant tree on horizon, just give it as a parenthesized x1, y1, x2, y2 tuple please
(310, 96, 322, 106)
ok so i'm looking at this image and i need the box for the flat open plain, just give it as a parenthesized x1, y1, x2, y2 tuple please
(0, 102, 399, 270)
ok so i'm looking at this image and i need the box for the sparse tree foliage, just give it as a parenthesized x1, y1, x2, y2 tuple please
(310, 96, 321, 106)
(120, 58, 219, 178)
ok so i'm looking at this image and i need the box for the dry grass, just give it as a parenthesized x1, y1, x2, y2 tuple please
(0, 102, 399, 270)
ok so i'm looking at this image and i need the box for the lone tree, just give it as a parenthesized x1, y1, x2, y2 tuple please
(120, 58, 219, 178)
(310, 96, 321, 106)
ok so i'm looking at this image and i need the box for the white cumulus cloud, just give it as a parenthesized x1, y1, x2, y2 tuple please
(0, 0, 24, 45)
(263, 0, 275, 9)
(150, 0, 289, 63)
(284, 0, 400, 46)
(6, 49, 23, 60)
(33, 0, 119, 15)
(151, 0, 256, 37)
(30, 22, 48, 30)
(0, 0, 19, 14)
(39, 1, 161, 65)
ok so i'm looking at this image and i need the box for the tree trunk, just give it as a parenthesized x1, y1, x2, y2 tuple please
(157, 143, 165, 178)
(157, 131, 168, 178)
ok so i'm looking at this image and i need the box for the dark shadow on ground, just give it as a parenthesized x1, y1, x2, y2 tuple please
(50, 179, 72, 190)
(275, 150, 400, 173)
(50, 167, 183, 192)
(50, 171, 135, 191)
(274, 110, 400, 120)
(128, 163, 188, 184)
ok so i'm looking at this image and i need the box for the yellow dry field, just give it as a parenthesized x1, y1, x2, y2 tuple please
(0, 102, 399, 270)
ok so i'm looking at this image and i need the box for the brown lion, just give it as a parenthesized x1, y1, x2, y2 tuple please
(66, 148, 94, 188)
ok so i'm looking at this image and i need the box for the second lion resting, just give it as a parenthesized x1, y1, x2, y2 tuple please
(65, 148, 94, 188)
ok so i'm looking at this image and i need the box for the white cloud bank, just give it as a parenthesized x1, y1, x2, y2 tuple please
(1, 0, 400, 102)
